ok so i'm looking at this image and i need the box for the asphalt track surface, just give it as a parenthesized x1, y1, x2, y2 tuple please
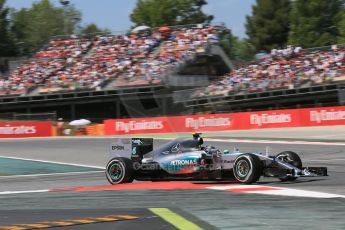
(0, 137, 344, 229)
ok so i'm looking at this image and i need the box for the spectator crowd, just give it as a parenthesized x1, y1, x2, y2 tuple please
(193, 45, 345, 98)
(0, 24, 217, 96)
(2, 24, 345, 99)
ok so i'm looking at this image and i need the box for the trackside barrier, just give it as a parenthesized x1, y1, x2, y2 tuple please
(0, 121, 53, 138)
(104, 106, 345, 135)
(86, 124, 104, 136)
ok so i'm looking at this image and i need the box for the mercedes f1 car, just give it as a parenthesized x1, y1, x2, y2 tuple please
(105, 133, 327, 184)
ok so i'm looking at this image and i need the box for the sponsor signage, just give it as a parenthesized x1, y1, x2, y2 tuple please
(170, 114, 233, 132)
(249, 113, 292, 126)
(115, 120, 164, 133)
(170, 159, 197, 166)
(185, 117, 231, 129)
(0, 122, 52, 138)
(109, 138, 132, 159)
(104, 106, 345, 135)
(104, 117, 171, 135)
(301, 106, 345, 126)
(240, 110, 299, 129)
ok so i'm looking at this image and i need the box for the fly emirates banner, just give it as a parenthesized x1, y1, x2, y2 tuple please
(0, 122, 52, 138)
(104, 106, 345, 135)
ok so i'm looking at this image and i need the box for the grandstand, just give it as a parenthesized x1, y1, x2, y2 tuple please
(192, 45, 345, 98)
(1, 23, 345, 121)
(0, 24, 231, 121)
(1, 24, 224, 95)
(183, 44, 345, 113)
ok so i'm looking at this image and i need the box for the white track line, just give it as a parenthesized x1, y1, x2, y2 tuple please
(0, 184, 344, 199)
(312, 134, 345, 138)
(245, 188, 345, 198)
(307, 159, 345, 162)
(156, 137, 345, 146)
(0, 189, 49, 195)
(0, 170, 103, 179)
(207, 185, 262, 190)
(206, 138, 345, 146)
(2, 136, 345, 145)
(207, 185, 345, 198)
(0, 155, 105, 169)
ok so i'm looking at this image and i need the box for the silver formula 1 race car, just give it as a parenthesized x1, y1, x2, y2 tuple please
(105, 133, 327, 184)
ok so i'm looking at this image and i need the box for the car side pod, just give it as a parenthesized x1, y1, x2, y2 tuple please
(300, 167, 328, 177)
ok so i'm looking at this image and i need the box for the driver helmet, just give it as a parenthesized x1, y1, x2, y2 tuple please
(205, 146, 217, 154)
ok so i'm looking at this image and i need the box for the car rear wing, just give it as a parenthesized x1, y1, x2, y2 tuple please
(109, 138, 153, 160)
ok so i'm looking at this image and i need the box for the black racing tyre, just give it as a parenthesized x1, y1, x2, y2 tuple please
(276, 151, 302, 182)
(233, 154, 263, 184)
(106, 157, 134, 184)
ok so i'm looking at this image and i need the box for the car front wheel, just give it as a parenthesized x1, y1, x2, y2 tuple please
(233, 154, 262, 184)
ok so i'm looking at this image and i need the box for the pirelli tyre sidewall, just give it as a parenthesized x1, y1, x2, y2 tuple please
(106, 157, 134, 184)
(233, 154, 262, 184)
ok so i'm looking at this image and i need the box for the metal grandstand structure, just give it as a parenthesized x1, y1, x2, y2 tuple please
(0, 112, 56, 121)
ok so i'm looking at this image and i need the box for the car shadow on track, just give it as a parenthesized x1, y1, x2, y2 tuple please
(190, 178, 326, 185)
(257, 178, 327, 185)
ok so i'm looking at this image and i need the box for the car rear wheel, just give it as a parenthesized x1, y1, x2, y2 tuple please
(106, 157, 134, 184)
(276, 151, 302, 182)
(233, 154, 262, 184)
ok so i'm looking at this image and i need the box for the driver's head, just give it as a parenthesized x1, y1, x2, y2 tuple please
(193, 133, 201, 139)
